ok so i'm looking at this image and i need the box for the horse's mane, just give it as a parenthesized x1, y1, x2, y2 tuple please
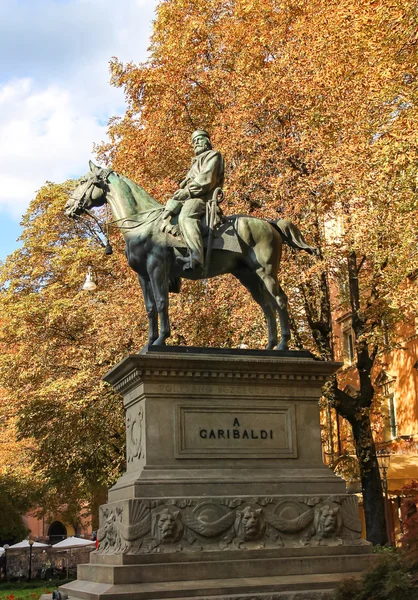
(112, 172, 163, 211)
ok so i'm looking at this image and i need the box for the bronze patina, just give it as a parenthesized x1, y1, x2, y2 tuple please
(65, 142, 316, 351)
(161, 130, 224, 271)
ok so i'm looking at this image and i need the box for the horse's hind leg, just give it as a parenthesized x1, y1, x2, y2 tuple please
(138, 275, 158, 346)
(244, 222, 290, 351)
(233, 268, 278, 349)
(273, 281, 290, 351)
(255, 269, 290, 351)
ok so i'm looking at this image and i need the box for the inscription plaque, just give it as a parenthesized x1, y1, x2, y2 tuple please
(176, 405, 297, 459)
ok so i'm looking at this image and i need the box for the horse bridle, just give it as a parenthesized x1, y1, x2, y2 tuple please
(70, 168, 113, 216)
(68, 168, 162, 255)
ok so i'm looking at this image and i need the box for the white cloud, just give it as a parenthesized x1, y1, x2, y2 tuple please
(0, 78, 106, 216)
(0, 0, 158, 219)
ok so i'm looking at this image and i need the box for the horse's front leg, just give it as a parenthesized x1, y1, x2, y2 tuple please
(138, 274, 158, 346)
(148, 260, 171, 346)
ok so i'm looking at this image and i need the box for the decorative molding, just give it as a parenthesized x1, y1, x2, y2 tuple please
(97, 494, 365, 555)
(126, 405, 144, 463)
(113, 369, 143, 394)
(112, 367, 328, 396)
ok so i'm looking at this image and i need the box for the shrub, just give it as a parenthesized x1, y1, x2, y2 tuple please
(400, 481, 418, 558)
(333, 548, 418, 600)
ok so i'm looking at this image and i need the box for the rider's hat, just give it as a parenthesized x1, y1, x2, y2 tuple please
(191, 129, 210, 143)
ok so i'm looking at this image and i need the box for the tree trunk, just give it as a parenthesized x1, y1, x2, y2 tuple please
(299, 244, 388, 545)
(351, 414, 387, 546)
(90, 486, 108, 531)
(333, 381, 388, 545)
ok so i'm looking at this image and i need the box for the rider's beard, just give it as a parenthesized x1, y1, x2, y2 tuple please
(194, 141, 210, 155)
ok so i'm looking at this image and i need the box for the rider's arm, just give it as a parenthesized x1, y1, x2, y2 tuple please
(186, 151, 224, 198)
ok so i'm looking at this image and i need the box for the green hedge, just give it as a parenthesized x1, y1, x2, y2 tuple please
(333, 548, 418, 600)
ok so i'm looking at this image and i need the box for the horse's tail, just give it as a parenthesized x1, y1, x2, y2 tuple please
(269, 219, 319, 256)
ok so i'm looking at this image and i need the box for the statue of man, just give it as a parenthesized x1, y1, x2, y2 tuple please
(165, 130, 224, 270)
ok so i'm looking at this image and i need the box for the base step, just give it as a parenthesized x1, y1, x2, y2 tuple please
(153, 593, 336, 600)
(78, 553, 372, 585)
(61, 571, 362, 600)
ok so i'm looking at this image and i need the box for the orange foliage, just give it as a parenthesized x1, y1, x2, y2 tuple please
(1, 0, 418, 539)
(96, 0, 418, 350)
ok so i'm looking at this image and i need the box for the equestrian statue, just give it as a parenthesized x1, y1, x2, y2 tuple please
(65, 130, 317, 351)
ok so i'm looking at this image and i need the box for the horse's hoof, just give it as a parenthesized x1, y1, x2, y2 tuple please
(152, 338, 167, 346)
(276, 341, 289, 351)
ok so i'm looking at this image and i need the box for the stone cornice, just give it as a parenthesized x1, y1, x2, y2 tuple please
(104, 350, 341, 396)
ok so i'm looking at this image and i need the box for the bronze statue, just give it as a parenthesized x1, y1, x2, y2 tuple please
(65, 150, 317, 351)
(161, 130, 224, 271)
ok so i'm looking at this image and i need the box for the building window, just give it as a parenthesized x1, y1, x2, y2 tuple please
(343, 328, 355, 364)
(388, 394, 398, 439)
(339, 277, 349, 304)
(375, 370, 398, 441)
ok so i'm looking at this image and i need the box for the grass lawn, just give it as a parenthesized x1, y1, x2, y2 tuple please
(0, 580, 72, 600)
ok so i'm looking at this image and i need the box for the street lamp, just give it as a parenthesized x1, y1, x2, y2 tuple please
(377, 449, 392, 544)
(28, 539, 34, 582)
(82, 267, 97, 291)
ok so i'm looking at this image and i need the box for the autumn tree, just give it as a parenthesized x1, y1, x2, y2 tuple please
(93, 0, 418, 545)
(0, 181, 150, 527)
(0, 385, 41, 541)
(1, 0, 416, 546)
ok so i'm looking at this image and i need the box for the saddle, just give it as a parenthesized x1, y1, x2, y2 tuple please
(160, 189, 241, 253)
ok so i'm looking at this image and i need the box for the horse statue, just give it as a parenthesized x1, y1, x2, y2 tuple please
(65, 161, 317, 350)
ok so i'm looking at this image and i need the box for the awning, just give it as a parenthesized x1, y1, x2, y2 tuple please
(387, 455, 418, 494)
(53, 536, 95, 550)
(8, 540, 49, 549)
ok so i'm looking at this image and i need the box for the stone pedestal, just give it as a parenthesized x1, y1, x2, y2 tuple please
(61, 348, 373, 600)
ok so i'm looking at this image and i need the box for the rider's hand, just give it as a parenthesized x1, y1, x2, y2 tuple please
(173, 188, 190, 202)
(160, 214, 172, 234)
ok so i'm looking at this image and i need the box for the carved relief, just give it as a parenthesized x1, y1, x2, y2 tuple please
(97, 506, 126, 554)
(183, 501, 236, 539)
(235, 506, 266, 541)
(341, 496, 365, 543)
(270, 500, 314, 534)
(153, 507, 184, 544)
(97, 494, 364, 555)
(313, 503, 342, 541)
(139, 507, 186, 553)
(230, 505, 267, 549)
(119, 500, 151, 551)
(126, 405, 144, 463)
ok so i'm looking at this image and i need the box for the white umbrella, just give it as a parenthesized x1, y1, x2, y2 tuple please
(53, 536, 95, 549)
(8, 540, 49, 549)
(53, 537, 95, 579)
(0, 548, 5, 556)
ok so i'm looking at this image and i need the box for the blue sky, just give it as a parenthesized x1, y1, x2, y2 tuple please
(0, 0, 158, 263)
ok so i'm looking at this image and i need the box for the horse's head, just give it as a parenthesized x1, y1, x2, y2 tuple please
(65, 161, 112, 218)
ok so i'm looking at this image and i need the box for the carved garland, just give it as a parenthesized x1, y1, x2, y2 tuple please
(98, 495, 364, 555)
